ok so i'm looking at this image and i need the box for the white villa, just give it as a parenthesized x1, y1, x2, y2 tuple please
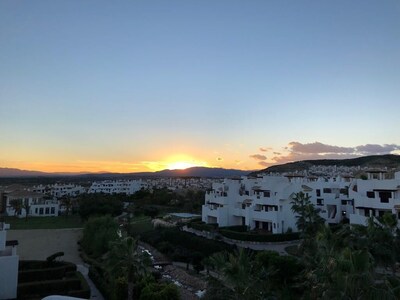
(202, 170, 400, 233)
(0, 222, 18, 299)
(88, 180, 143, 195)
(5, 190, 59, 218)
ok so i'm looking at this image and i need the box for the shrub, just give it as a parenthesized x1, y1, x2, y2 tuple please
(220, 225, 248, 232)
(218, 230, 300, 242)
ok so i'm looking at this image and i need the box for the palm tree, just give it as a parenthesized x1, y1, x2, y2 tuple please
(291, 191, 324, 237)
(212, 249, 257, 300)
(107, 237, 148, 300)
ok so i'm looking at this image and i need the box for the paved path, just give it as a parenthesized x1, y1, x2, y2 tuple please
(8, 228, 104, 300)
(183, 226, 299, 255)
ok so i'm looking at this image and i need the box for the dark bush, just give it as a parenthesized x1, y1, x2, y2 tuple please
(46, 251, 64, 263)
(18, 278, 81, 298)
(19, 261, 77, 283)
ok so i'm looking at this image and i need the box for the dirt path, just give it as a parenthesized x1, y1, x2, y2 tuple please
(8, 228, 83, 264)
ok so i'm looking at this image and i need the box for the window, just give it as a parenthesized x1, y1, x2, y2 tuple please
(379, 191, 391, 203)
(35, 208, 38, 214)
(366, 191, 375, 198)
(263, 191, 270, 197)
(45, 207, 49, 214)
(317, 198, 324, 206)
(51, 207, 55, 214)
(39, 208, 44, 215)
(316, 189, 321, 197)
(341, 200, 347, 205)
(323, 188, 332, 193)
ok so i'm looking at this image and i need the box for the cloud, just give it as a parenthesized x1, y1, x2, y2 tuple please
(258, 161, 270, 167)
(288, 142, 353, 154)
(249, 154, 267, 161)
(216, 157, 223, 161)
(259, 147, 268, 152)
(270, 141, 400, 165)
(355, 144, 400, 155)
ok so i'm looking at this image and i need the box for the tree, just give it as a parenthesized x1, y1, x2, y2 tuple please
(9, 199, 22, 217)
(107, 237, 149, 300)
(22, 198, 30, 221)
(60, 196, 73, 218)
(211, 249, 258, 300)
(290, 191, 324, 236)
(81, 216, 119, 258)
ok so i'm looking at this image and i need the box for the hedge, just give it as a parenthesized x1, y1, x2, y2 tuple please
(18, 277, 81, 298)
(19, 261, 77, 283)
(188, 222, 218, 232)
(219, 225, 248, 232)
(219, 230, 300, 242)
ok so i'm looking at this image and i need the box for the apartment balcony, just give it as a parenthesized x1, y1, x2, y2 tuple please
(350, 213, 368, 226)
(252, 210, 278, 222)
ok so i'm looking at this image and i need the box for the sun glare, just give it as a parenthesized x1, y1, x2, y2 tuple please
(167, 161, 198, 170)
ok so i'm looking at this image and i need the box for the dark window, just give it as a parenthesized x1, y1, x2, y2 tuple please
(45, 207, 49, 214)
(366, 191, 375, 198)
(263, 191, 270, 197)
(340, 188, 348, 196)
(341, 200, 347, 205)
(323, 188, 331, 193)
(317, 198, 324, 206)
(39, 208, 43, 215)
(316, 189, 321, 197)
(35, 208, 38, 214)
(379, 191, 391, 203)
(51, 207, 55, 214)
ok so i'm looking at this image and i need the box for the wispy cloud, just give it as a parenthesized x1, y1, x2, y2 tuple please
(249, 154, 267, 161)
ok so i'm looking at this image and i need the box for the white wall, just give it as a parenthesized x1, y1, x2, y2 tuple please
(0, 254, 19, 299)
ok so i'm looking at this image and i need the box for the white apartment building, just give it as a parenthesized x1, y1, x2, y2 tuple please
(202, 174, 355, 234)
(0, 222, 18, 299)
(349, 170, 400, 226)
(5, 191, 59, 217)
(202, 170, 400, 233)
(32, 184, 86, 199)
(88, 180, 143, 195)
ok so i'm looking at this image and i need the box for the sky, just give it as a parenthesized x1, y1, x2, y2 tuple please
(1, 1, 400, 173)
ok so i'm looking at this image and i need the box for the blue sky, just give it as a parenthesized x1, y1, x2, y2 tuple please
(1, 1, 399, 172)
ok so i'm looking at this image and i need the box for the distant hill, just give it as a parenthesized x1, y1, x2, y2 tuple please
(250, 154, 400, 176)
(0, 166, 250, 179)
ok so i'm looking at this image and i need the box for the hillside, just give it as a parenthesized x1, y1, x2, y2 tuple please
(251, 154, 400, 175)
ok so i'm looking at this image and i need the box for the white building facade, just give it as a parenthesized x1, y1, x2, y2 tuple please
(202, 174, 354, 233)
(349, 170, 400, 226)
(202, 171, 400, 233)
(32, 184, 86, 199)
(5, 191, 59, 217)
(0, 222, 18, 299)
(88, 180, 143, 195)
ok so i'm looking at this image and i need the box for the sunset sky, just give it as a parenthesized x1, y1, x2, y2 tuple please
(1, 1, 400, 173)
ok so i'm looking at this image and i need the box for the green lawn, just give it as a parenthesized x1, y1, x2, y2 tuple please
(129, 217, 153, 236)
(4, 215, 83, 230)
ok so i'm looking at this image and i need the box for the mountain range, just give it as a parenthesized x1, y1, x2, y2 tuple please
(0, 166, 251, 178)
(2, 154, 400, 179)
